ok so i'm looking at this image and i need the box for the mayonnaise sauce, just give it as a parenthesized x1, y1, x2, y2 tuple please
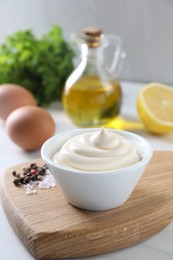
(52, 128, 140, 171)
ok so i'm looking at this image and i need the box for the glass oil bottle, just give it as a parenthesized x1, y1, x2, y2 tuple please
(62, 27, 126, 127)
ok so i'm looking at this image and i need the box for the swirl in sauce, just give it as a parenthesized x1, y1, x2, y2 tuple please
(52, 128, 140, 171)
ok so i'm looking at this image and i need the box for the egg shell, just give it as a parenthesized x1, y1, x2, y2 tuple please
(0, 84, 36, 120)
(5, 106, 56, 151)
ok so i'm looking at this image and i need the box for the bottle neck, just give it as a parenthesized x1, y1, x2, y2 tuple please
(80, 43, 103, 62)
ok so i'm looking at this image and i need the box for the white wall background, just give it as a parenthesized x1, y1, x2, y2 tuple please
(0, 0, 173, 84)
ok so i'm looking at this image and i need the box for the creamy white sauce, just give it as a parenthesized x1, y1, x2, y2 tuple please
(52, 128, 140, 171)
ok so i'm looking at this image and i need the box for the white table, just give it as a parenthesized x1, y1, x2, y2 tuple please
(1, 81, 173, 260)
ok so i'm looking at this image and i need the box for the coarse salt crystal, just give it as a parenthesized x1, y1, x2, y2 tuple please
(38, 170, 56, 189)
(25, 169, 56, 195)
(25, 183, 37, 195)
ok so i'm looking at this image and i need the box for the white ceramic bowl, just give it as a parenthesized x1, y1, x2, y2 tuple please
(41, 128, 153, 211)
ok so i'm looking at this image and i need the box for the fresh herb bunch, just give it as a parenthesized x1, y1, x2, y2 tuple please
(0, 25, 74, 105)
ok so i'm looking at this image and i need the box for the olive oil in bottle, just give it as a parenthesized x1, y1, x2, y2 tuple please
(63, 75, 122, 127)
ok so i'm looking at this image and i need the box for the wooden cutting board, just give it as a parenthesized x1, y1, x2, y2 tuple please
(1, 151, 173, 259)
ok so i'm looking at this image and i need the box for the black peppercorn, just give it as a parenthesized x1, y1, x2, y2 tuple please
(30, 163, 37, 169)
(26, 172, 32, 177)
(19, 177, 25, 184)
(16, 173, 21, 179)
(12, 171, 17, 177)
(25, 177, 31, 184)
(13, 179, 20, 186)
(31, 175, 37, 181)
(39, 168, 46, 175)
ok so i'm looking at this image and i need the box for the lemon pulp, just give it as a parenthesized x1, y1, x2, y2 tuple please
(137, 83, 173, 134)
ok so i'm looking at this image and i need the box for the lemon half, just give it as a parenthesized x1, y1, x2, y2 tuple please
(137, 83, 173, 134)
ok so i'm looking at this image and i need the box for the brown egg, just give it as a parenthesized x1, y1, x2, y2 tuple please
(0, 84, 36, 121)
(5, 106, 55, 151)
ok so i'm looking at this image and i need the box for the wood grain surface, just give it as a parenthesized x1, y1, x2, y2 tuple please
(1, 151, 173, 259)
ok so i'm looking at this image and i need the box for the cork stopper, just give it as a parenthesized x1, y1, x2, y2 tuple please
(82, 27, 102, 48)
(83, 27, 102, 37)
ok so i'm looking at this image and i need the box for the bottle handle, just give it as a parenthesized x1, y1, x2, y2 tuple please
(104, 35, 126, 75)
